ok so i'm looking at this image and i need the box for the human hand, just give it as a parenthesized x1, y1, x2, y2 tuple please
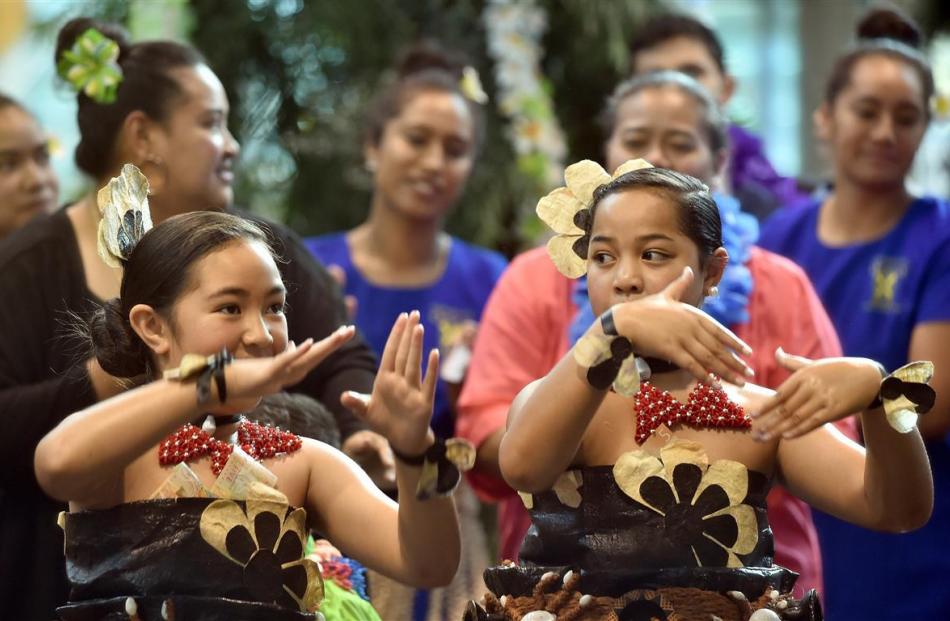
(612, 267, 754, 385)
(340, 311, 439, 457)
(750, 348, 882, 441)
(342, 429, 396, 489)
(224, 327, 356, 404)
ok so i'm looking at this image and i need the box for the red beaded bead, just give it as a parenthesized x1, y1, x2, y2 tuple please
(158, 421, 302, 474)
(633, 381, 751, 444)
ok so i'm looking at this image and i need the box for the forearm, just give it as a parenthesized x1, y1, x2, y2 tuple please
(393, 460, 460, 587)
(861, 408, 933, 531)
(34, 379, 202, 502)
(474, 427, 504, 480)
(499, 353, 606, 493)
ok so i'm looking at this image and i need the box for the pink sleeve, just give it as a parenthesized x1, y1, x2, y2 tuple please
(456, 249, 572, 501)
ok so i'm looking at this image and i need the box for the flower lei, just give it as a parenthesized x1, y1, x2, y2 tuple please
(483, 0, 567, 189)
(96, 163, 153, 268)
(567, 191, 758, 344)
(536, 158, 653, 278)
(702, 192, 757, 326)
(57, 28, 123, 104)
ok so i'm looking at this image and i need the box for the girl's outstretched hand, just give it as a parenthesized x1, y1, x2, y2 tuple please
(612, 267, 754, 386)
(750, 348, 882, 441)
(341, 311, 439, 457)
(224, 326, 356, 405)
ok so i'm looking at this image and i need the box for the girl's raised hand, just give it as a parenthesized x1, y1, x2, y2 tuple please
(612, 267, 754, 386)
(224, 326, 356, 404)
(750, 348, 882, 441)
(341, 311, 439, 457)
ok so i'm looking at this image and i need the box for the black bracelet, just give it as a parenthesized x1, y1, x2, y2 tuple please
(195, 348, 233, 406)
(389, 442, 428, 466)
(601, 308, 619, 336)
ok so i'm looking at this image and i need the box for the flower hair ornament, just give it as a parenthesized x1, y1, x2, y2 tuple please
(536, 158, 653, 278)
(459, 66, 489, 104)
(57, 27, 123, 104)
(538, 158, 653, 395)
(96, 163, 153, 268)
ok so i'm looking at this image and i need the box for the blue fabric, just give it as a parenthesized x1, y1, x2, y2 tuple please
(567, 192, 757, 344)
(760, 196, 950, 620)
(304, 233, 506, 440)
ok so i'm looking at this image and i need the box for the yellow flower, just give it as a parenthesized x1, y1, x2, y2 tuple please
(613, 439, 759, 568)
(536, 159, 652, 278)
(200, 499, 324, 612)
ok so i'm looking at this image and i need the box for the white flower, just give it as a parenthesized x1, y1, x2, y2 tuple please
(96, 163, 152, 268)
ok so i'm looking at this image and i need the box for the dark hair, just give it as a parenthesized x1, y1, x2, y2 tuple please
(591, 167, 723, 264)
(90, 211, 271, 377)
(248, 393, 341, 448)
(824, 6, 933, 108)
(603, 71, 728, 153)
(364, 40, 484, 148)
(629, 13, 726, 74)
(54, 18, 206, 178)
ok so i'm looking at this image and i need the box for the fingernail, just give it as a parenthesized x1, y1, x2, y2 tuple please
(742, 345, 753, 356)
(745, 367, 755, 377)
(776, 346, 786, 358)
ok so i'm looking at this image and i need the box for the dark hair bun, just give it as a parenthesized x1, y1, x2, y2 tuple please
(55, 17, 131, 70)
(89, 298, 148, 378)
(856, 6, 922, 49)
(396, 41, 464, 80)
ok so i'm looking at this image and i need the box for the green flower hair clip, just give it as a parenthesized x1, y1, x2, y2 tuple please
(57, 28, 123, 104)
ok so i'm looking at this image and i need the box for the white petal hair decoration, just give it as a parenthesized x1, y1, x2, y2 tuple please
(96, 163, 153, 268)
(536, 158, 653, 278)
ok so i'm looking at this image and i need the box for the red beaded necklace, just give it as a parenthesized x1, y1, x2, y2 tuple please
(634, 381, 751, 444)
(158, 420, 302, 475)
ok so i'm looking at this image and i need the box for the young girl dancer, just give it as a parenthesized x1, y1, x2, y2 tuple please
(35, 167, 463, 619)
(467, 162, 933, 620)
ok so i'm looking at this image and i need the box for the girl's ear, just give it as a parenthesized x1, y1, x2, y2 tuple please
(703, 247, 729, 293)
(129, 304, 172, 356)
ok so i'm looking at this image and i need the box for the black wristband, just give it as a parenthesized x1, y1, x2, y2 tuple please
(600, 308, 619, 336)
(389, 442, 428, 465)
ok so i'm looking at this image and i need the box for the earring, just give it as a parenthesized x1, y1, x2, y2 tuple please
(707, 286, 720, 298)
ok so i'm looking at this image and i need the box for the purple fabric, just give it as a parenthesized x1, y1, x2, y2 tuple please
(729, 124, 810, 209)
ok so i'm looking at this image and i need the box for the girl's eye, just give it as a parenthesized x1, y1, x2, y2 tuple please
(622, 139, 647, 152)
(405, 132, 427, 146)
(268, 302, 286, 315)
(592, 251, 614, 265)
(218, 304, 241, 315)
(670, 141, 695, 153)
(643, 250, 668, 261)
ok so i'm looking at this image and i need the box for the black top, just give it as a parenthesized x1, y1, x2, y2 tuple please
(485, 460, 797, 600)
(58, 498, 321, 620)
(0, 207, 376, 619)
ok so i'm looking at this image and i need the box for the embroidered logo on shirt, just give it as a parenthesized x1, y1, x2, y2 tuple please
(867, 257, 908, 313)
